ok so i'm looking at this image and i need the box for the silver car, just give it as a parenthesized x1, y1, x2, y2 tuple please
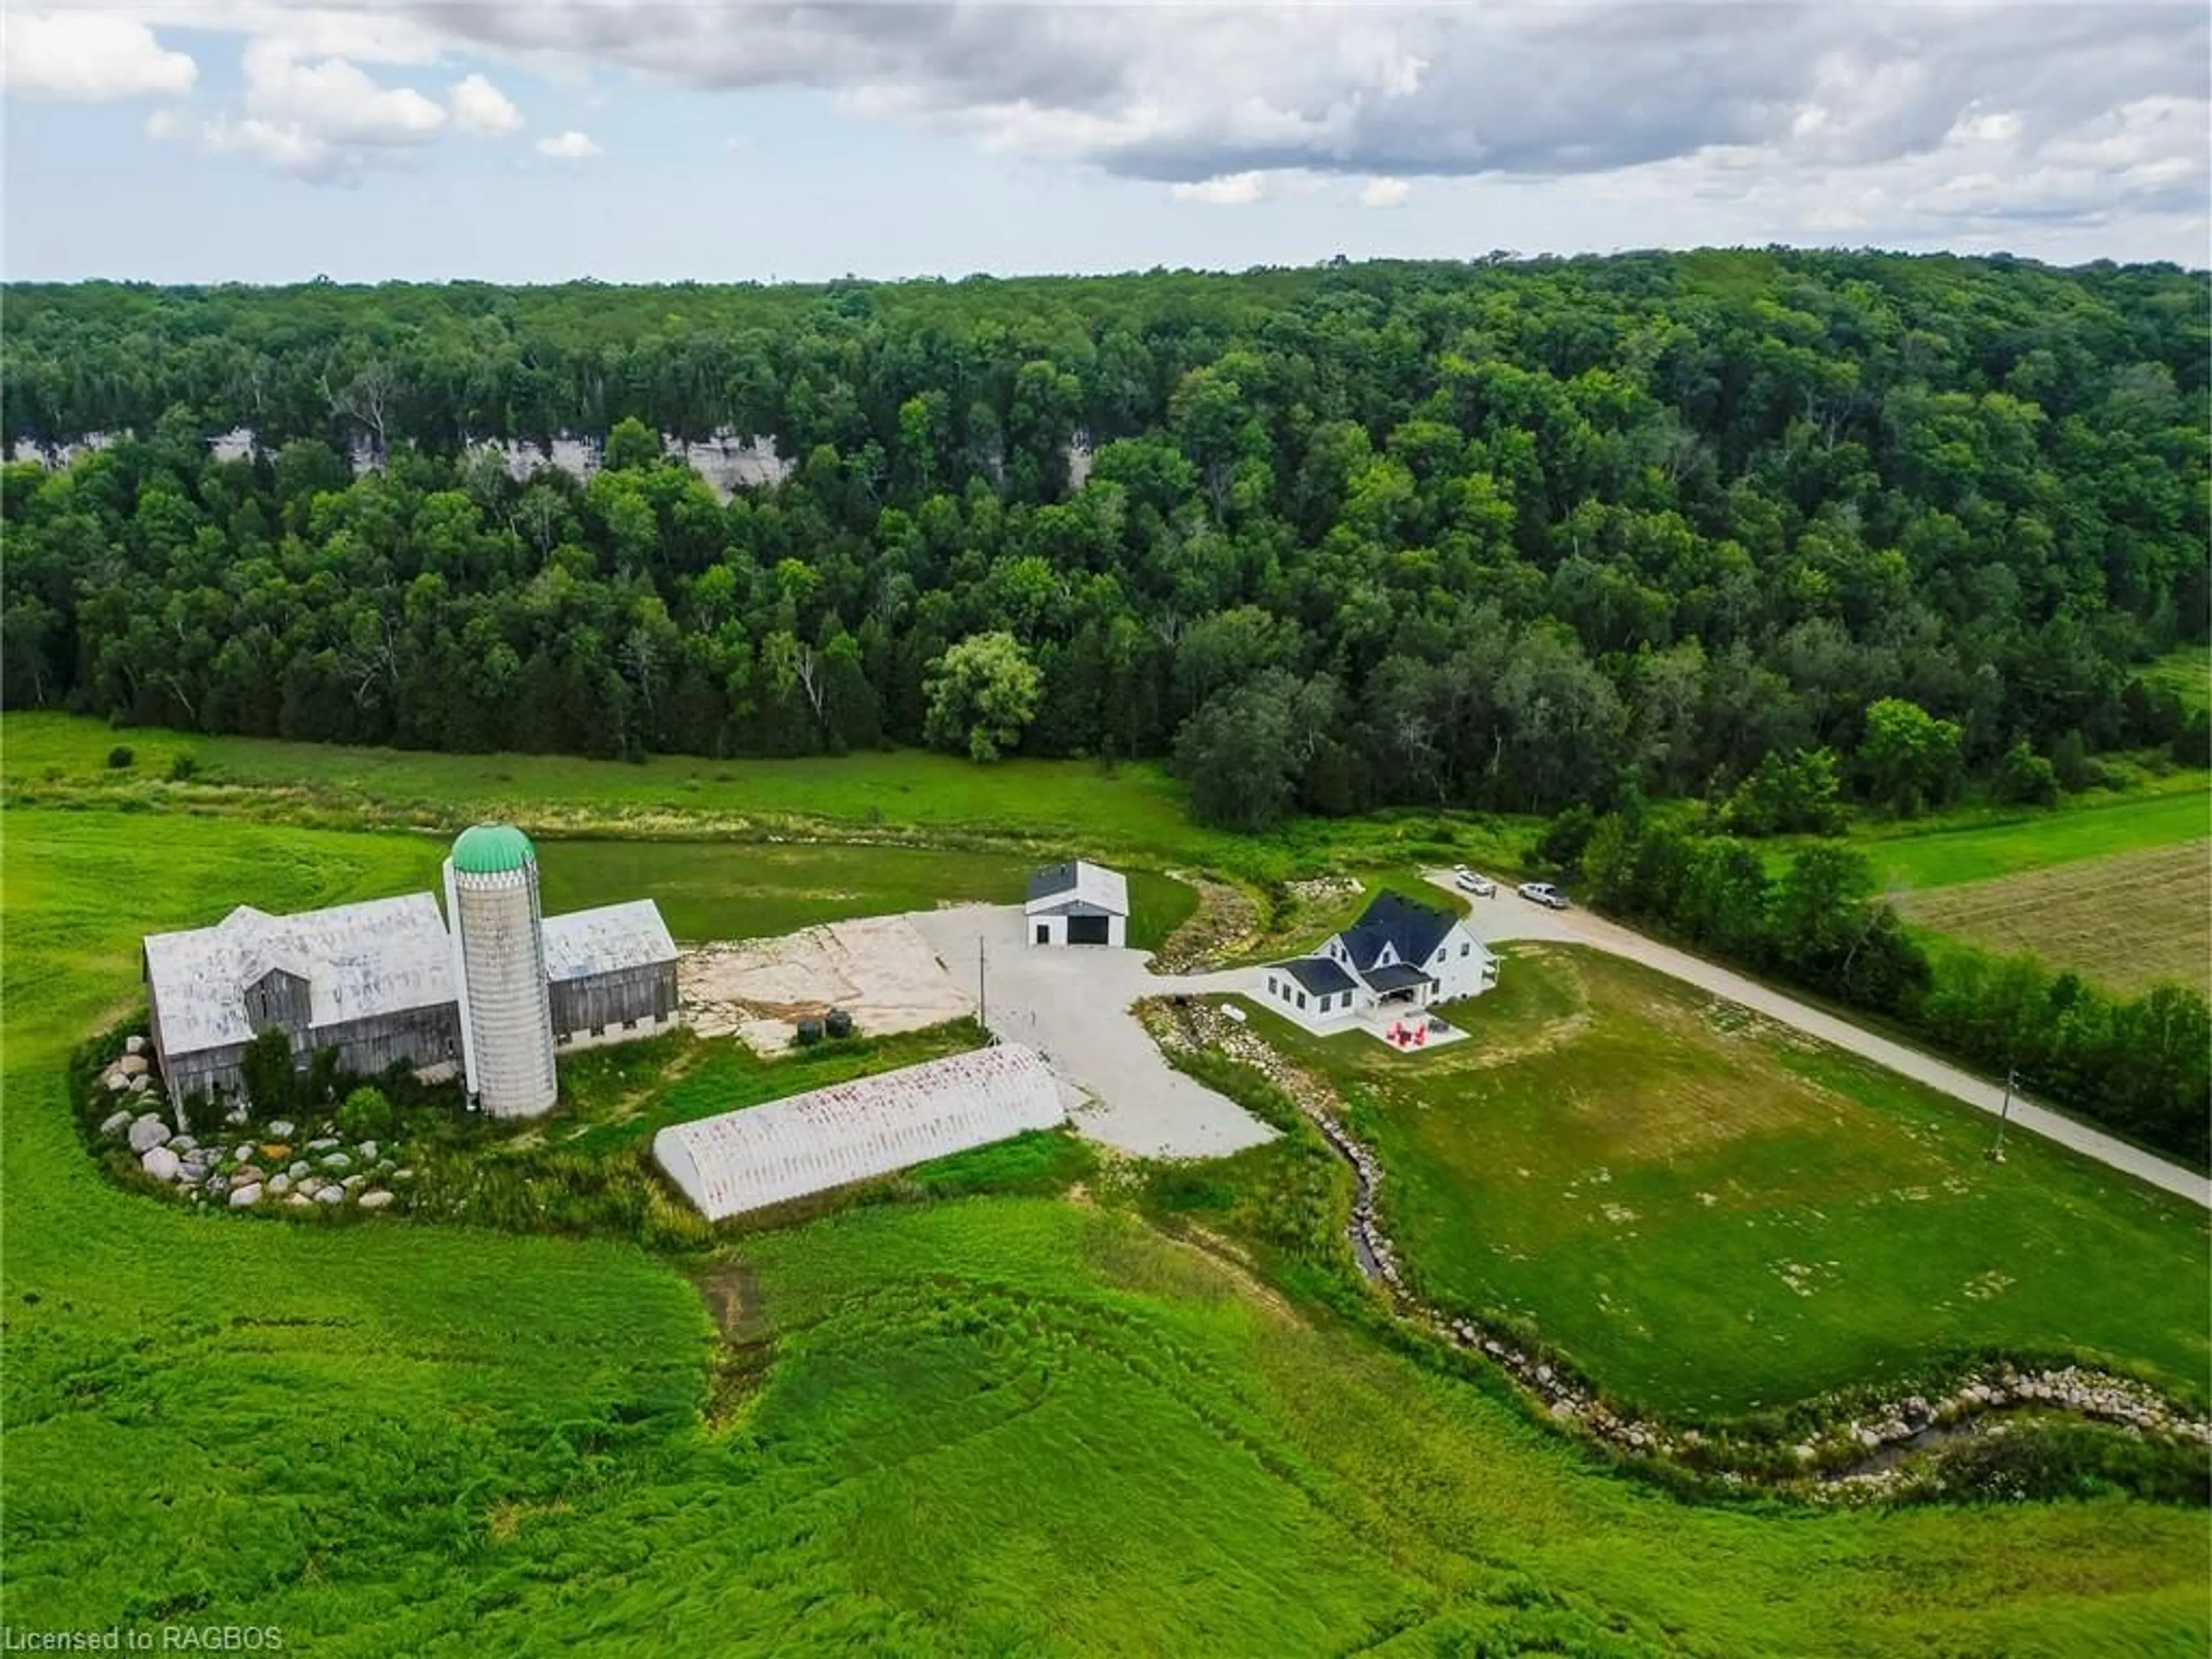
(1453, 865, 1497, 897)
(1517, 881, 1569, 910)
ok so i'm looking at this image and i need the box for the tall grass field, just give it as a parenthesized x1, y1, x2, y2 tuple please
(2, 769, 2207, 1650)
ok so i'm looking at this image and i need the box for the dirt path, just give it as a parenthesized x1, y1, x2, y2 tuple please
(1422, 872, 2212, 1209)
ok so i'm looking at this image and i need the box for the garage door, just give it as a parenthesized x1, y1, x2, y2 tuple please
(1067, 914, 1111, 946)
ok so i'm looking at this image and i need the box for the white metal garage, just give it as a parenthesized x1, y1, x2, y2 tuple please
(651, 1041, 1066, 1221)
(1024, 860, 1130, 948)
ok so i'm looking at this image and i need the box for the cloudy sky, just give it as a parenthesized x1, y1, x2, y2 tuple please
(4, 3, 2207, 282)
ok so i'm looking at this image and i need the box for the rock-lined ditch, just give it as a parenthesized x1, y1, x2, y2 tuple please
(1149, 875, 1264, 974)
(1150, 1000, 2210, 1502)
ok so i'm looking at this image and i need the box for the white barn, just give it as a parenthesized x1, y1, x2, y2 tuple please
(144, 896, 461, 1112)
(1024, 860, 1130, 948)
(652, 1042, 1066, 1221)
(1260, 892, 1498, 1035)
(141, 825, 680, 1121)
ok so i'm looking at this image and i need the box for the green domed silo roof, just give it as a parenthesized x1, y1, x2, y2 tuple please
(451, 823, 536, 874)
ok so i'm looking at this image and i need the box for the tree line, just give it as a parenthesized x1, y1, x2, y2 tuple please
(1544, 804, 2209, 1165)
(2, 251, 2205, 823)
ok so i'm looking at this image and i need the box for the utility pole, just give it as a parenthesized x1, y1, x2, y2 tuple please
(977, 935, 988, 1034)
(1987, 1067, 2017, 1162)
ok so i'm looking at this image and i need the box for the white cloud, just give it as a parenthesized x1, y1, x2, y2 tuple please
(200, 114, 336, 176)
(241, 40, 445, 146)
(449, 70, 520, 134)
(3, 13, 195, 100)
(21, 1, 2212, 253)
(535, 128, 600, 159)
(1171, 171, 1268, 206)
(1170, 168, 1326, 206)
(141, 36, 450, 180)
(359, 1, 2198, 250)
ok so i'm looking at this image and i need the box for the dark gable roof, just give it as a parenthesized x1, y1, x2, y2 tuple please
(1339, 892, 1456, 972)
(1363, 962, 1433, 993)
(1275, 956, 1355, 997)
(1025, 862, 1080, 904)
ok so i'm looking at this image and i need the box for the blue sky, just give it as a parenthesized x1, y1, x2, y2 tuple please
(5, 5, 2207, 283)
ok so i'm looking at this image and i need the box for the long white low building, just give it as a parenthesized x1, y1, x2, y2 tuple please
(652, 1042, 1066, 1221)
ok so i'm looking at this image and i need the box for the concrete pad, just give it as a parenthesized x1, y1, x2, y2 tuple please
(679, 915, 975, 1052)
(905, 904, 1275, 1160)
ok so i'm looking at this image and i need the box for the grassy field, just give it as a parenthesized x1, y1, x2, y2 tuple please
(1, 711, 1215, 858)
(536, 837, 1035, 942)
(0, 808, 715, 1638)
(1, 711, 1544, 889)
(536, 835, 1195, 948)
(5, 797, 2210, 1649)
(1252, 945, 2211, 1419)
(1896, 841, 2212, 995)
(69, 817, 1195, 956)
(1833, 780, 2211, 995)
(418, 1199, 2204, 1658)
(1845, 781, 2210, 893)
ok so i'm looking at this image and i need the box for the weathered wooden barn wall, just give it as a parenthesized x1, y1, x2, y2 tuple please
(247, 967, 311, 1034)
(551, 961, 678, 1039)
(311, 1003, 463, 1082)
(162, 1006, 460, 1116)
(165, 1041, 251, 1115)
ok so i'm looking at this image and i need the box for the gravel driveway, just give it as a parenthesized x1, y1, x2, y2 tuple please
(1422, 872, 2211, 1209)
(906, 905, 1276, 1159)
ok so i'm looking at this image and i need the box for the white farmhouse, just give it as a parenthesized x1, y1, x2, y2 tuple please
(1260, 891, 1497, 1035)
(1024, 860, 1130, 948)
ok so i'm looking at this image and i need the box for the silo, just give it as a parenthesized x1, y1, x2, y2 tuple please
(444, 823, 558, 1118)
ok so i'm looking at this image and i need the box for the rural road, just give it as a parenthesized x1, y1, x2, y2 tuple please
(1423, 871, 2212, 1210)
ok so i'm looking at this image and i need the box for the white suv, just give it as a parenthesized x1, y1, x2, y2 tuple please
(1517, 881, 1569, 910)
(1453, 865, 1497, 897)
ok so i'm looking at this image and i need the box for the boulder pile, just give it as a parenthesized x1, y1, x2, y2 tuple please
(94, 1036, 156, 1101)
(96, 1104, 409, 1217)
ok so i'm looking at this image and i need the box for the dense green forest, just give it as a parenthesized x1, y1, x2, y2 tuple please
(3, 252, 2207, 826)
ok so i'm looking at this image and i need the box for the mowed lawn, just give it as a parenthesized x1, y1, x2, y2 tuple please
(1896, 840, 2212, 995)
(4, 806, 2209, 1652)
(1255, 945, 2211, 1419)
(1851, 781, 2210, 892)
